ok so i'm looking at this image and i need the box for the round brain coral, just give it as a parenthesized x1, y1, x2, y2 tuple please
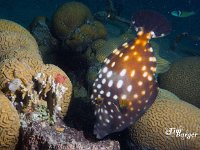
(0, 92, 20, 150)
(84, 39, 106, 64)
(129, 89, 200, 150)
(0, 31, 39, 53)
(0, 58, 38, 90)
(158, 57, 200, 108)
(41, 64, 72, 118)
(0, 49, 42, 62)
(52, 1, 92, 39)
(65, 20, 107, 50)
(0, 19, 34, 38)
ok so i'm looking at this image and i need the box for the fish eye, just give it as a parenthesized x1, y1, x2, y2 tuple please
(95, 97, 104, 105)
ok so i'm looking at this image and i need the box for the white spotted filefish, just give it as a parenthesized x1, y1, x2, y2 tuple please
(91, 10, 171, 139)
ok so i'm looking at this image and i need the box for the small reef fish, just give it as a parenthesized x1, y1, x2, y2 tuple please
(91, 10, 171, 139)
(171, 10, 195, 18)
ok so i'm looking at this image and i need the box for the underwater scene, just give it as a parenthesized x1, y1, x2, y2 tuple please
(0, 0, 199, 150)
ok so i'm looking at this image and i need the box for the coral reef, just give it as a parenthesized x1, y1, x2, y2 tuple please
(29, 16, 59, 64)
(0, 58, 72, 125)
(156, 55, 171, 74)
(0, 49, 42, 62)
(158, 57, 200, 108)
(0, 31, 39, 53)
(52, 1, 92, 39)
(0, 19, 34, 38)
(40, 64, 73, 118)
(65, 21, 107, 51)
(150, 41, 171, 74)
(0, 92, 20, 150)
(20, 118, 120, 150)
(129, 89, 200, 150)
(84, 39, 106, 64)
(0, 58, 37, 90)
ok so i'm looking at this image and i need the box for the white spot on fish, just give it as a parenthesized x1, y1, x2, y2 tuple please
(130, 70, 135, 77)
(100, 90, 104, 94)
(120, 69, 126, 76)
(107, 71, 113, 78)
(122, 42, 128, 48)
(127, 85, 132, 92)
(106, 119, 110, 123)
(106, 91, 111, 97)
(113, 95, 118, 100)
(98, 74, 102, 78)
(103, 67, 108, 73)
(117, 80, 123, 88)
(119, 53, 123, 57)
(97, 84, 102, 89)
(111, 62, 116, 67)
(143, 72, 148, 77)
(148, 75, 153, 81)
(121, 94, 127, 100)
(108, 80, 113, 87)
(102, 78, 106, 84)
(138, 81, 143, 86)
(118, 115, 122, 119)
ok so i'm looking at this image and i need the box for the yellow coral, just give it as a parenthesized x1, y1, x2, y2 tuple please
(156, 55, 171, 74)
(84, 39, 106, 64)
(52, 1, 92, 39)
(129, 89, 200, 150)
(65, 21, 107, 50)
(156, 88, 180, 100)
(0, 92, 20, 150)
(159, 57, 200, 108)
(0, 58, 42, 89)
(0, 19, 34, 38)
(0, 31, 39, 53)
(41, 64, 72, 118)
(95, 36, 125, 63)
(0, 49, 42, 62)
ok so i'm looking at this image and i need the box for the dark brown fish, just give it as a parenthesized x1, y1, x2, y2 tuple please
(91, 10, 171, 139)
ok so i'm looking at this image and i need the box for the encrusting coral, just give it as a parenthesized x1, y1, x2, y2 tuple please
(0, 58, 72, 125)
(159, 57, 200, 108)
(0, 91, 20, 150)
(129, 88, 200, 150)
(52, 1, 92, 39)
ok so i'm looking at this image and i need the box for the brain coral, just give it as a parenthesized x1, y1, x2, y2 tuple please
(84, 39, 106, 64)
(0, 92, 20, 150)
(52, 1, 92, 39)
(158, 57, 200, 108)
(0, 58, 43, 90)
(0, 49, 42, 62)
(0, 19, 34, 38)
(65, 20, 107, 50)
(41, 64, 72, 118)
(129, 89, 200, 150)
(0, 31, 39, 53)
